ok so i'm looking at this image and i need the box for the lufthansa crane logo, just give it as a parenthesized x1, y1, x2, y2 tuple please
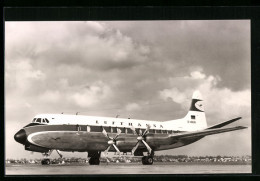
(195, 101, 204, 111)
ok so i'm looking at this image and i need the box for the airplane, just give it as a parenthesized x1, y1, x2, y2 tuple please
(14, 91, 247, 165)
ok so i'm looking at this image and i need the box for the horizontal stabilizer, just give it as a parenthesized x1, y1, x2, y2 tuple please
(168, 126, 247, 140)
(206, 117, 242, 129)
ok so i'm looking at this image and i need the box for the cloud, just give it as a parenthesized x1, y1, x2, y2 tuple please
(69, 81, 111, 108)
(39, 90, 61, 103)
(190, 71, 206, 79)
(125, 103, 142, 111)
(5, 58, 46, 94)
(160, 88, 188, 104)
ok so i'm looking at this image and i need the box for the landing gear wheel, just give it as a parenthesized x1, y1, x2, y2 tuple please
(41, 159, 51, 165)
(147, 156, 153, 165)
(142, 156, 153, 165)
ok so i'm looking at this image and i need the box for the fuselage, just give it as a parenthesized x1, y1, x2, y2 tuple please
(15, 113, 204, 153)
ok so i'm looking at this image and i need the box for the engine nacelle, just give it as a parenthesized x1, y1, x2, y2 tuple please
(25, 144, 49, 153)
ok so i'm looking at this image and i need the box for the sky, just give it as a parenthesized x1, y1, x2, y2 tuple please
(5, 20, 251, 159)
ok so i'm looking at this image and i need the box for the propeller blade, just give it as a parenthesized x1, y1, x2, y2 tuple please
(117, 128, 122, 134)
(142, 140, 152, 154)
(131, 142, 140, 155)
(104, 145, 112, 155)
(130, 126, 137, 135)
(102, 129, 108, 137)
(142, 124, 151, 136)
(139, 129, 142, 135)
(112, 144, 120, 155)
(114, 128, 121, 140)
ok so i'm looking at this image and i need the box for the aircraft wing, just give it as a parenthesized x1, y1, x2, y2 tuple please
(168, 126, 247, 140)
(206, 117, 242, 129)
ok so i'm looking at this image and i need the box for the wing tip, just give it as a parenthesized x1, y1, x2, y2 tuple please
(237, 126, 247, 129)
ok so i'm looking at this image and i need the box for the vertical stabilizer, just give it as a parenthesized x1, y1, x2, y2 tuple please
(184, 91, 207, 130)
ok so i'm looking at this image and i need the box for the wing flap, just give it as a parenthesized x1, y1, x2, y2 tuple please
(206, 117, 242, 129)
(168, 126, 247, 140)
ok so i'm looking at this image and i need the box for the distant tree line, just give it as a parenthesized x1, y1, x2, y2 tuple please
(6, 155, 251, 164)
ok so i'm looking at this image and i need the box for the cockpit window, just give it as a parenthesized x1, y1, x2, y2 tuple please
(32, 118, 36, 122)
(36, 118, 41, 123)
(42, 119, 46, 123)
(45, 118, 49, 123)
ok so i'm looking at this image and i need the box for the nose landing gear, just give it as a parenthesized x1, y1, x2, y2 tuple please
(41, 158, 51, 165)
(41, 150, 63, 165)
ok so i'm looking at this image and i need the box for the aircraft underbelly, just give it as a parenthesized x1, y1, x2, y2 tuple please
(27, 131, 176, 152)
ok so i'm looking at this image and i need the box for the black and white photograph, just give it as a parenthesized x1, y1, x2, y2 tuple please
(5, 20, 251, 174)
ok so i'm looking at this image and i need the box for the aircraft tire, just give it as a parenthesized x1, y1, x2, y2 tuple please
(142, 156, 153, 165)
(41, 159, 51, 165)
(147, 156, 153, 165)
(142, 156, 148, 165)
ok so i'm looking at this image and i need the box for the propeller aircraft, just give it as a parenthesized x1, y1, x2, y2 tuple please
(14, 91, 247, 165)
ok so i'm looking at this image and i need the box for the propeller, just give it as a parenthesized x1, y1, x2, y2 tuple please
(102, 128, 121, 156)
(131, 125, 152, 155)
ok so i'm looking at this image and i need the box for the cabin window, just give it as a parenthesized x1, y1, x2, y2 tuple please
(129, 123, 132, 126)
(149, 129, 155, 134)
(36, 118, 41, 123)
(96, 120, 99, 124)
(111, 127, 117, 133)
(191, 115, 196, 119)
(155, 129, 161, 134)
(173, 130, 181, 133)
(168, 130, 173, 134)
(90, 126, 102, 132)
(103, 127, 111, 133)
(121, 128, 126, 133)
(104, 121, 107, 124)
(138, 123, 141, 127)
(162, 130, 167, 134)
(125, 128, 132, 134)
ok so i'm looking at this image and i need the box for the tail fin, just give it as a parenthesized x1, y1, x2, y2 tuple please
(183, 91, 207, 130)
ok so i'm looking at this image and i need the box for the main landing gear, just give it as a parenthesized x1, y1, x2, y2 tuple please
(142, 156, 153, 165)
(142, 151, 154, 165)
(88, 151, 101, 165)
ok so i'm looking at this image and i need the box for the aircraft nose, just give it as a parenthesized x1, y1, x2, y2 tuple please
(14, 129, 27, 144)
